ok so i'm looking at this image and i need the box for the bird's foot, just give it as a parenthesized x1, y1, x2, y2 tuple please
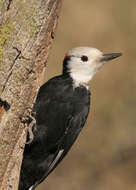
(20, 108, 36, 144)
(25, 114, 36, 144)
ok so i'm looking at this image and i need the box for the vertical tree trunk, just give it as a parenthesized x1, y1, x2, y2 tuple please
(0, 0, 62, 189)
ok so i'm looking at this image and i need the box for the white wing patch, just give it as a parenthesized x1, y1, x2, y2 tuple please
(48, 149, 64, 172)
(29, 149, 64, 190)
(29, 185, 34, 190)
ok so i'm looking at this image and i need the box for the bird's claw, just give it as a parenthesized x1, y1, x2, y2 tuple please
(20, 107, 36, 144)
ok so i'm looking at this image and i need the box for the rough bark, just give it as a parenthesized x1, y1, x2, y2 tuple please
(0, 0, 62, 189)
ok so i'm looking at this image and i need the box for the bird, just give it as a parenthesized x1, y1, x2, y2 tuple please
(19, 47, 122, 190)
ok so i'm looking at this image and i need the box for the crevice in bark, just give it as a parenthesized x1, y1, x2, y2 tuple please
(0, 98, 10, 111)
(7, 0, 13, 11)
(13, 47, 30, 61)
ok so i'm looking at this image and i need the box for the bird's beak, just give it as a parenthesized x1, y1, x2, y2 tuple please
(100, 53, 122, 62)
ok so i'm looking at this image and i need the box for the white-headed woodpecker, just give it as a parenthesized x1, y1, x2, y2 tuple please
(19, 47, 122, 190)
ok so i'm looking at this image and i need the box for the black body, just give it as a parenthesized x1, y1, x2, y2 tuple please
(19, 74, 90, 190)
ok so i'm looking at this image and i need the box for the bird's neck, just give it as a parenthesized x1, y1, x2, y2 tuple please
(70, 72, 92, 89)
(61, 71, 90, 89)
(62, 58, 95, 89)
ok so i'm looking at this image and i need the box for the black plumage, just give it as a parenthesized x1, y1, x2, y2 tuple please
(19, 46, 122, 190)
(19, 74, 90, 190)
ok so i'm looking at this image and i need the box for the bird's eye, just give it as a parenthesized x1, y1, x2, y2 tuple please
(81, 55, 88, 62)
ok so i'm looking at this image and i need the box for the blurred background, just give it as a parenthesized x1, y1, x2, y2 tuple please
(38, 0, 136, 189)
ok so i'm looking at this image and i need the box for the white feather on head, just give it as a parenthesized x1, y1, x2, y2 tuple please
(66, 47, 104, 88)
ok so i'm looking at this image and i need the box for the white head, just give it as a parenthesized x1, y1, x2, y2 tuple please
(63, 47, 122, 88)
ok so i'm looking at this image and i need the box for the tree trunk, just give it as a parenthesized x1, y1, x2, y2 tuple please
(0, 0, 62, 189)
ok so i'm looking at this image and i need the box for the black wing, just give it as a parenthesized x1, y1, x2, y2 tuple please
(19, 76, 90, 190)
(32, 113, 88, 190)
